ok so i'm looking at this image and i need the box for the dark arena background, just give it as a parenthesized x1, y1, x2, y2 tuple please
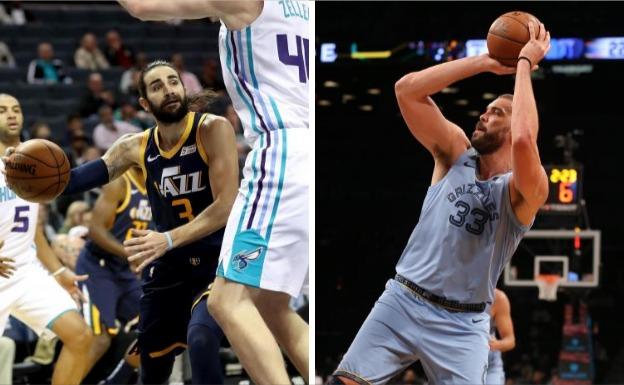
(0, 2, 307, 384)
(316, 2, 624, 384)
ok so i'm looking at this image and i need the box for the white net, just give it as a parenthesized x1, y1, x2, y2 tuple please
(536, 275, 561, 301)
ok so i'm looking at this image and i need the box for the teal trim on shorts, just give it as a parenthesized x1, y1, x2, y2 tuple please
(46, 308, 78, 331)
(223, 229, 268, 288)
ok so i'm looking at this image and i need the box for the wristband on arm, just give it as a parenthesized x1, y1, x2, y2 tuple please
(62, 158, 110, 196)
(517, 56, 533, 68)
(164, 232, 174, 250)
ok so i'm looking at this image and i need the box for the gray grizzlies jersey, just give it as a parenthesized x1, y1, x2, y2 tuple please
(395, 148, 531, 304)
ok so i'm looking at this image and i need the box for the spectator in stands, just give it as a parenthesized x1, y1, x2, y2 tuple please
(115, 101, 152, 130)
(63, 113, 86, 145)
(93, 104, 140, 151)
(200, 58, 225, 93)
(0, 41, 15, 68)
(27, 42, 71, 84)
(120, 51, 148, 96)
(75, 32, 110, 71)
(79, 72, 114, 118)
(171, 52, 202, 94)
(79, 145, 101, 164)
(29, 121, 52, 141)
(104, 29, 134, 69)
(59, 200, 89, 234)
(66, 130, 90, 166)
(0, 2, 30, 25)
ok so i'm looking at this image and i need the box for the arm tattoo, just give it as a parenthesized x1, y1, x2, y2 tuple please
(103, 134, 137, 181)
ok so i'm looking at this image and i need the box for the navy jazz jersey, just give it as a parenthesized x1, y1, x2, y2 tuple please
(85, 172, 153, 270)
(140, 111, 224, 257)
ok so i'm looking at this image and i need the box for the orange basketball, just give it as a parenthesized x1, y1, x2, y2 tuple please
(487, 11, 541, 67)
(5, 139, 70, 203)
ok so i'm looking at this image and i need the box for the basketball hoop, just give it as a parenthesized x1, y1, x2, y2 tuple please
(536, 274, 561, 301)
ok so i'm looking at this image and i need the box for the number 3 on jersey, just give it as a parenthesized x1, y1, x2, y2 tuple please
(277, 34, 309, 83)
(172, 198, 194, 222)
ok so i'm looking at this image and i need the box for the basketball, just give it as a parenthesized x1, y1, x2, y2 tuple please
(487, 11, 541, 67)
(5, 139, 70, 203)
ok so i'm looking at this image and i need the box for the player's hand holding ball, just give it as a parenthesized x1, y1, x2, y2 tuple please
(484, 11, 546, 74)
(517, 21, 551, 69)
(480, 54, 519, 76)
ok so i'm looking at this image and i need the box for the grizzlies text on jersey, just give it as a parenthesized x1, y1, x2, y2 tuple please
(395, 148, 532, 304)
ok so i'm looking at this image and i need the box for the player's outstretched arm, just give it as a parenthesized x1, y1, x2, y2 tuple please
(118, 0, 260, 24)
(62, 133, 143, 196)
(34, 222, 88, 303)
(124, 117, 239, 272)
(489, 290, 516, 352)
(509, 21, 551, 225)
(88, 178, 129, 259)
(395, 54, 518, 166)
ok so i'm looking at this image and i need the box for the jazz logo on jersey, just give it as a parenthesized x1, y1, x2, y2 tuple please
(129, 199, 152, 222)
(155, 166, 206, 197)
(233, 247, 263, 271)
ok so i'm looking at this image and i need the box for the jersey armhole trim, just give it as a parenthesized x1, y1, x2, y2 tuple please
(126, 169, 147, 195)
(428, 147, 472, 190)
(138, 130, 149, 183)
(196, 113, 211, 166)
(504, 177, 533, 232)
(115, 175, 132, 214)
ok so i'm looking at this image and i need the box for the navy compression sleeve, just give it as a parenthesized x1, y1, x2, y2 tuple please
(62, 158, 110, 195)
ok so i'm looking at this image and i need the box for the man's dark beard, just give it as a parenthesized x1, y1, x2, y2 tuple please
(471, 130, 505, 155)
(148, 96, 188, 123)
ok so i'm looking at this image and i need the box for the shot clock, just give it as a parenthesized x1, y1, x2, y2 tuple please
(540, 165, 582, 214)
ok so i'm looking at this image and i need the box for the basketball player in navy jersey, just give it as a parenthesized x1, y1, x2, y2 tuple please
(117, 2, 310, 384)
(5, 62, 240, 384)
(75, 167, 150, 384)
(487, 289, 516, 385)
(332, 23, 550, 384)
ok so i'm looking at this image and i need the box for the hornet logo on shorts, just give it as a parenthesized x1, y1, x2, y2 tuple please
(232, 247, 263, 270)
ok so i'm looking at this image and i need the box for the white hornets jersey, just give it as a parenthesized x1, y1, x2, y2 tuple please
(0, 163, 39, 269)
(219, 0, 310, 142)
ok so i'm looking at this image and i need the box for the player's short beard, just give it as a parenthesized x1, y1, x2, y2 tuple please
(471, 130, 506, 155)
(148, 94, 189, 124)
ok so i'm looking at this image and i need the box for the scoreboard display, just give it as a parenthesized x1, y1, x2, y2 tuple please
(540, 165, 582, 214)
